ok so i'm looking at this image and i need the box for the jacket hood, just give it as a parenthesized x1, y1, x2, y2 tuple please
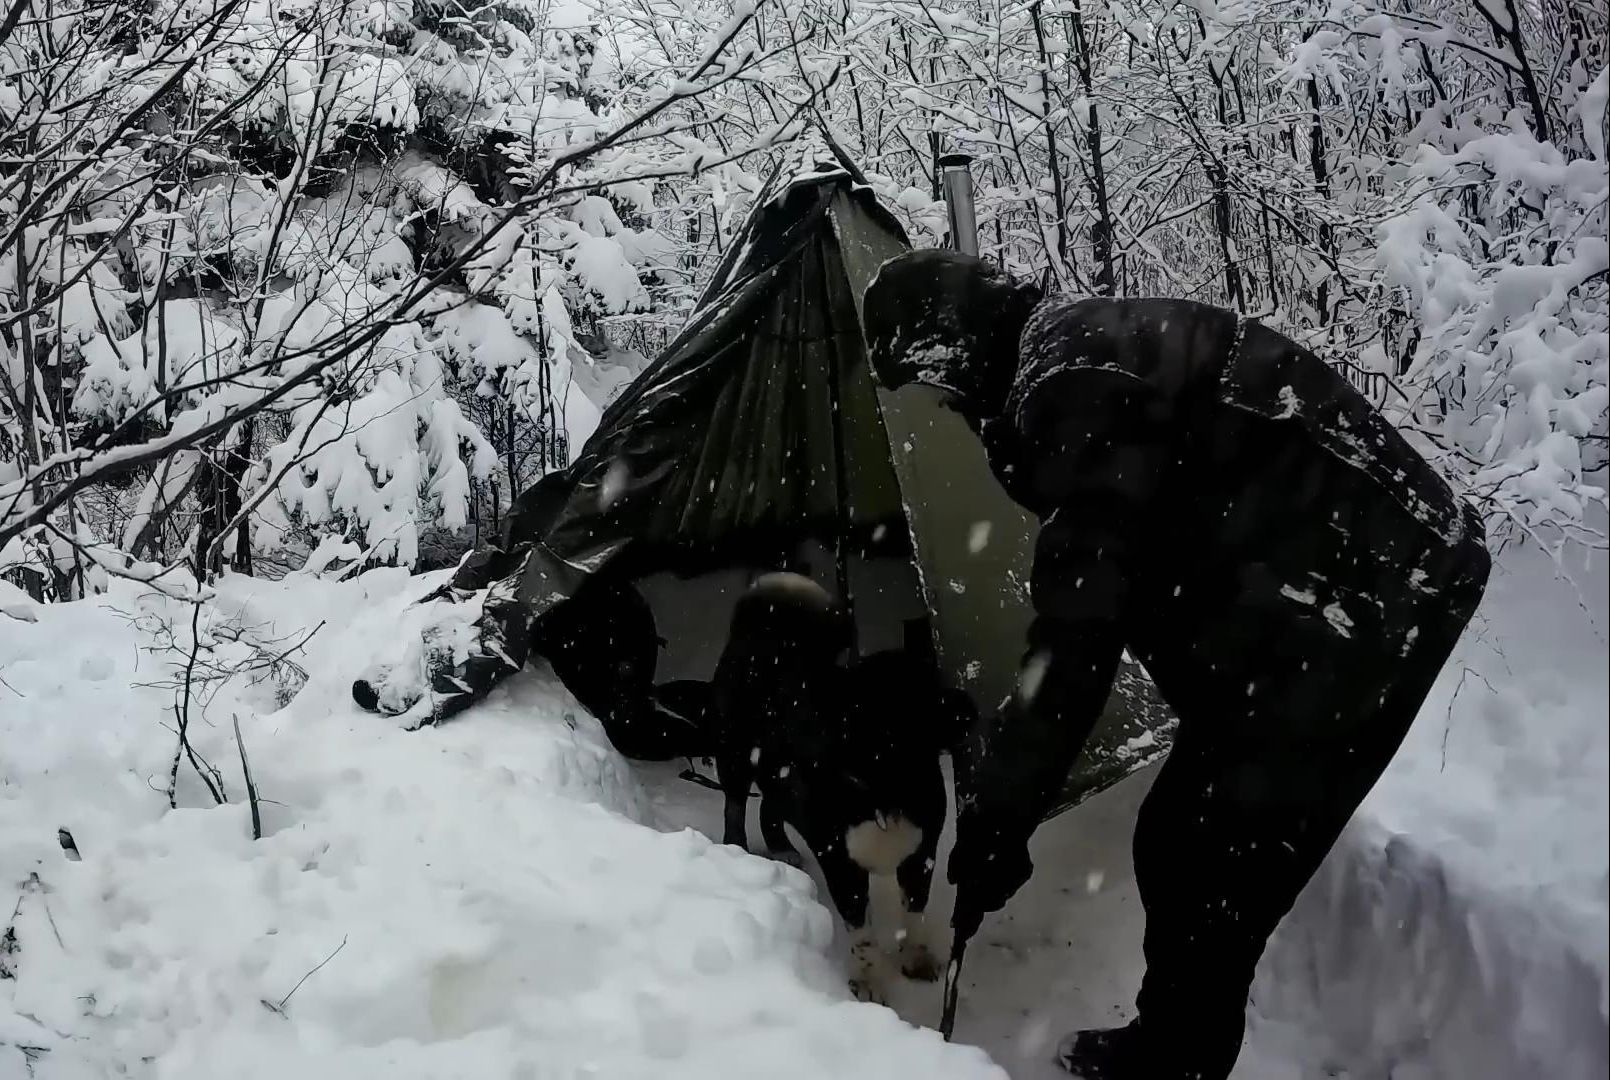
(862, 249, 1043, 420)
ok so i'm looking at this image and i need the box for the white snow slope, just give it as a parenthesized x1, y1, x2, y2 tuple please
(1249, 526, 1608, 1080)
(0, 570, 1003, 1080)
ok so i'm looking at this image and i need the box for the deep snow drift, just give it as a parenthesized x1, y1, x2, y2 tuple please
(0, 570, 1001, 1079)
(1246, 524, 1608, 1080)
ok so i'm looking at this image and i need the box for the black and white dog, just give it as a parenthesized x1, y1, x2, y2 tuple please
(709, 572, 974, 1002)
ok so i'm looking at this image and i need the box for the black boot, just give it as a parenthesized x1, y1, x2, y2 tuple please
(1053, 1019, 1145, 1079)
(1056, 1016, 1242, 1080)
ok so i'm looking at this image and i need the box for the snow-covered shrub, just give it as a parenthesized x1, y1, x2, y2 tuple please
(1376, 91, 1608, 545)
(0, 0, 787, 585)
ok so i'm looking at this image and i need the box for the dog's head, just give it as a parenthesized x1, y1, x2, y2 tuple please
(733, 572, 852, 663)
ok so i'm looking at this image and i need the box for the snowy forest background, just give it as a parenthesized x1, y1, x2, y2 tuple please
(1, 0, 1605, 598)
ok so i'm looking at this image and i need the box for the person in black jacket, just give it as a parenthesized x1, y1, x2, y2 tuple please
(862, 249, 1490, 1080)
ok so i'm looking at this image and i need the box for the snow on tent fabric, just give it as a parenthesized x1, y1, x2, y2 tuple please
(352, 146, 1177, 818)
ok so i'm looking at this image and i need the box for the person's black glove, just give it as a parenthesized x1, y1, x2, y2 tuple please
(947, 697, 1037, 923)
(947, 802, 1035, 923)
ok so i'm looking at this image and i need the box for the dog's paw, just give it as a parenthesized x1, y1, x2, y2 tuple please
(847, 928, 891, 1005)
(848, 970, 890, 1004)
(897, 910, 942, 981)
(899, 940, 942, 982)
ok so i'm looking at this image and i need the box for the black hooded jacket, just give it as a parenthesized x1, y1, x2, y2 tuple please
(957, 295, 1492, 841)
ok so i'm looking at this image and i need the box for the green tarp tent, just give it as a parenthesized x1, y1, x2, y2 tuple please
(433, 154, 1176, 817)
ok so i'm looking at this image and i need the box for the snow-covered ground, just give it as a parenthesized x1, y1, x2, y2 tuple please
(1, 524, 1603, 1078)
(0, 570, 1000, 1079)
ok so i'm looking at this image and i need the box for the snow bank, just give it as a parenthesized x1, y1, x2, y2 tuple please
(1250, 816, 1607, 1080)
(1372, 524, 1608, 955)
(0, 571, 1003, 1080)
(1249, 519, 1609, 1079)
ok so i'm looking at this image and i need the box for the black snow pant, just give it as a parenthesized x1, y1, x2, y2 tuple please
(1113, 536, 1490, 1079)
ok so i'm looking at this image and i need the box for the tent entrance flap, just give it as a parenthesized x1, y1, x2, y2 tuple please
(872, 383, 1178, 816)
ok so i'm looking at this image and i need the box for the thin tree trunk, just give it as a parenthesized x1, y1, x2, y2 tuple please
(1258, 200, 1279, 312)
(1306, 71, 1336, 326)
(504, 400, 519, 504)
(928, 57, 944, 201)
(192, 442, 224, 579)
(1476, 0, 1549, 142)
(15, 130, 42, 471)
(1067, 0, 1115, 294)
(228, 420, 254, 574)
(847, 66, 869, 154)
(1029, 3, 1071, 276)
(1209, 158, 1243, 311)
(1194, 20, 1244, 311)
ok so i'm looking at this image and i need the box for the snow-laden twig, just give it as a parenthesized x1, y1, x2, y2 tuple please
(167, 599, 227, 808)
(265, 934, 349, 1014)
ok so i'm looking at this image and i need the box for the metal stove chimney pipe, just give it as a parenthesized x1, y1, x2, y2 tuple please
(939, 153, 979, 257)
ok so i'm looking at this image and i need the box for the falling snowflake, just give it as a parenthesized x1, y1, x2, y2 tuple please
(1018, 652, 1051, 703)
(599, 459, 630, 509)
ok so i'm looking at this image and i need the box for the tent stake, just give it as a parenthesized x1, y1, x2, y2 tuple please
(941, 901, 983, 1040)
(939, 937, 968, 1040)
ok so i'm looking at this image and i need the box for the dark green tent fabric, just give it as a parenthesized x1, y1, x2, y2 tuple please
(426, 160, 1176, 817)
(495, 172, 913, 609)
